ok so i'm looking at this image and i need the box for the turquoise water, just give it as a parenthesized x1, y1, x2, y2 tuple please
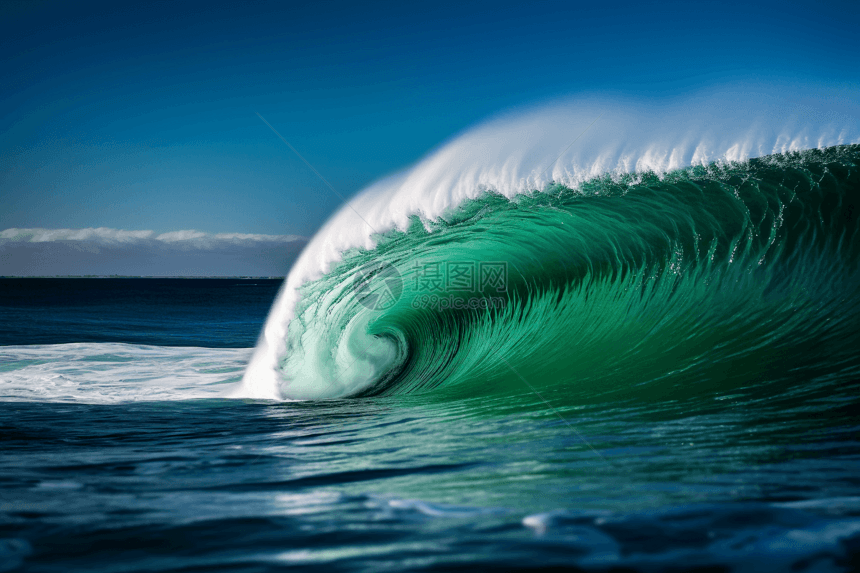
(2, 146, 860, 571)
(272, 146, 860, 403)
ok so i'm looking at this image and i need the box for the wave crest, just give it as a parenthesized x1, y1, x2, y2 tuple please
(241, 91, 860, 401)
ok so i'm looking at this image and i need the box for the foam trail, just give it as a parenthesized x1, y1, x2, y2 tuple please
(240, 85, 860, 400)
(0, 344, 249, 403)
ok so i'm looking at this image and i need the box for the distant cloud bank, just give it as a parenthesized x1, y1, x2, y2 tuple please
(0, 228, 307, 276)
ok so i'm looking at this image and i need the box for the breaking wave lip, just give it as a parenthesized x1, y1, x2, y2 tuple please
(240, 86, 860, 401)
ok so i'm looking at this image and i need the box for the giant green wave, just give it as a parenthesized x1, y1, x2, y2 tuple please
(274, 146, 860, 403)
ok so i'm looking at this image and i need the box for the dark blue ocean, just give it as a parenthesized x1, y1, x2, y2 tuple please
(2, 277, 860, 572)
(0, 278, 280, 348)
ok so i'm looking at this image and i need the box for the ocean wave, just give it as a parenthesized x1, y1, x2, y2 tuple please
(241, 125, 860, 402)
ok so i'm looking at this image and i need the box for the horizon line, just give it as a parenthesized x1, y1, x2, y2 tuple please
(0, 275, 286, 279)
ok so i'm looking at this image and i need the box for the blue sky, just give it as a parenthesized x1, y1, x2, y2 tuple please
(1, 0, 858, 274)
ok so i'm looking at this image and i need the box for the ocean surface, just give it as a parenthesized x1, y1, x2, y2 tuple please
(3, 129, 860, 568)
(2, 272, 860, 572)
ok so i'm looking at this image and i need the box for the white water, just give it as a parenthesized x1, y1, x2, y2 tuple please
(0, 344, 248, 403)
(241, 85, 860, 400)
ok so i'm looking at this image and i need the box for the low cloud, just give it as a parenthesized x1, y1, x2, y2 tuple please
(0, 227, 308, 276)
(1, 228, 156, 243)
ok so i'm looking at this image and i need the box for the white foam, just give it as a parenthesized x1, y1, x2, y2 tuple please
(0, 344, 251, 403)
(241, 85, 860, 400)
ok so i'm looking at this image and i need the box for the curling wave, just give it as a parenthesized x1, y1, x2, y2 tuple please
(241, 91, 860, 401)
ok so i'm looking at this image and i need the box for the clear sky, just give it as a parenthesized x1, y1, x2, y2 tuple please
(1, 0, 858, 275)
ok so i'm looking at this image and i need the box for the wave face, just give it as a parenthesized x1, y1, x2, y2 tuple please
(241, 93, 860, 401)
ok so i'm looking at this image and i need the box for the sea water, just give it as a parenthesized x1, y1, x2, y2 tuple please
(3, 95, 860, 571)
